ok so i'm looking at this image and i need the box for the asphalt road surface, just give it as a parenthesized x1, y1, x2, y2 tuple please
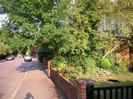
(0, 58, 25, 99)
(0, 58, 64, 99)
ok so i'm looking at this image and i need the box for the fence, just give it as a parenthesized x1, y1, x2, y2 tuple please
(86, 84, 133, 99)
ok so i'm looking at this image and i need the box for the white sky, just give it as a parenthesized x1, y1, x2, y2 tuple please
(0, 14, 8, 28)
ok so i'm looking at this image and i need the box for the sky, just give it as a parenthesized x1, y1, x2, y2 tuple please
(0, 13, 8, 28)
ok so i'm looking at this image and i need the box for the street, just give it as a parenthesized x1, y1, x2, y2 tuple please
(0, 58, 63, 99)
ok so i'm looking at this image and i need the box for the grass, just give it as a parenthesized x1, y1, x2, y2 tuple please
(91, 72, 133, 87)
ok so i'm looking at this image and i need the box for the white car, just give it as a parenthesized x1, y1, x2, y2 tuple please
(24, 55, 32, 62)
(6, 55, 15, 61)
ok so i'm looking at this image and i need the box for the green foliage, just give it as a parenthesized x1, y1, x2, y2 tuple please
(101, 58, 112, 70)
(94, 34, 116, 51)
(0, 24, 36, 55)
(99, 0, 133, 37)
(112, 60, 128, 73)
(37, 24, 88, 56)
(0, 42, 10, 55)
(66, 28, 88, 55)
(62, 56, 97, 80)
(62, 66, 83, 81)
(0, 0, 131, 81)
(66, 56, 85, 68)
(0, 0, 55, 54)
(52, 55, 97, 80)
(52, 56, 66, 68)
(105, 55, 128, 74)
(85, 57, 97, 76)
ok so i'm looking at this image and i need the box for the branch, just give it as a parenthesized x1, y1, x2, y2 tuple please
(102, 43, 121, 59)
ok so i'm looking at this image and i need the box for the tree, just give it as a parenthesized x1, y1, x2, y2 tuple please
(0, 42, 10, 55)
(1, 0, 131, 79)
(0, 0, 55, 54)
(99, 0, 133, 36)
(96, 0, 133, 56)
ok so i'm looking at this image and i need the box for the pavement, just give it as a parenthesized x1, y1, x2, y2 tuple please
(0, 58, 65, 99)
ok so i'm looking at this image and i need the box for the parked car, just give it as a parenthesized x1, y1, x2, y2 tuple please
(6, 55, 15, 61)
(17, 54, 23, 58)
(24, 55, 32, 62)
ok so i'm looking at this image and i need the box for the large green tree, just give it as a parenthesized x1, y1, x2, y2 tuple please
(0, 0, 55, 54)
(1, 0, 132, 79)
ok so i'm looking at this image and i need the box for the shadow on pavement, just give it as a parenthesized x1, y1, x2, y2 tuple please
(16, 60, 66, 99)
(16, 60, 43, 72)
(0, 93, 4, 98)
(43, 69, 49, 76)
(0, 60, 6, 63)
(24, 92, 35, 99)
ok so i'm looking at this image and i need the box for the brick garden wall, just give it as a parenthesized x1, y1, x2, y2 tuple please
(44, 60, 94, 99)
(50, 69, 78, 99)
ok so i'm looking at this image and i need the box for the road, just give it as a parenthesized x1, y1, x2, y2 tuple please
(0, 58, 64, 99)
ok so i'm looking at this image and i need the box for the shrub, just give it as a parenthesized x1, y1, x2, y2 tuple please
(112, 60, 128, 73)
(108, 54, 116, 65)
(66, 56, 86, 68)
(85, 57, 97, 76)
(52, 56, 66, 68)
(63, 66, 83, 81)
(52, 55, 98, 80)
(101, 58, 112, 70)
(0, 42, 10, 55)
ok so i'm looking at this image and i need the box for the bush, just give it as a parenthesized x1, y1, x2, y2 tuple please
(112, 60, 128, 73)
(85, 57, 97, 76)
(65, 56, 87, 70)
(63, 66, 83, 81)
(52, 56, 66, 68)
(0, 42, 10, 55)
(52, 55, 98, 80)
(37, 46, 54, 63)
(101, 58, 112, 70)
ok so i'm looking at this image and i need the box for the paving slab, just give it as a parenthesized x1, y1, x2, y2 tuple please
(14, 59, 65, 99)
(0, 58, 65, 99)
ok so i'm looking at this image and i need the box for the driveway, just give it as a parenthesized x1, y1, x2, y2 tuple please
(0, 58, 64, 99)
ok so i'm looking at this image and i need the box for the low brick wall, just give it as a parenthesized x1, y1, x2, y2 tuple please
(50, 69, 78, 99)
(45, 60, 94, 99)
